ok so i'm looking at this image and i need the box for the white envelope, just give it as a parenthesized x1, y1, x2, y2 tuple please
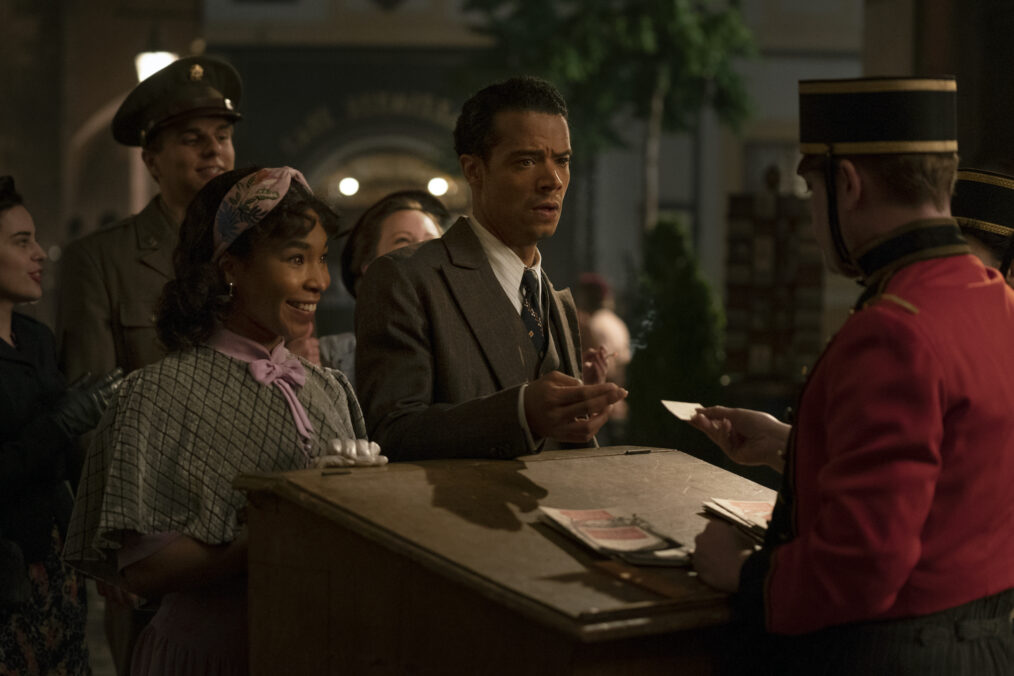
(661, 400, 703, 421)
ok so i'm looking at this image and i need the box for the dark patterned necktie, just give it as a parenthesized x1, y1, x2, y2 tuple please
(520, 268, 546, 356)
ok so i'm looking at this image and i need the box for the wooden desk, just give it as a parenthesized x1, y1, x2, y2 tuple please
(236, 447, 775, 675)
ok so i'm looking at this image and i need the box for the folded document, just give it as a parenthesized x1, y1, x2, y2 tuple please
(701, 498, 773, 544)
(540, 506, 691, 567)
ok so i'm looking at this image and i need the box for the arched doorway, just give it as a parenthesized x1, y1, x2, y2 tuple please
(301, 132, 469, 336)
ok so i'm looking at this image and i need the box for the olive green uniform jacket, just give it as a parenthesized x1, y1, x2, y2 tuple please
(57, 196, 175, 379)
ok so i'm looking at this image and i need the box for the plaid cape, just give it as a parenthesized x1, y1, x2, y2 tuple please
(63, 346, 365, 581)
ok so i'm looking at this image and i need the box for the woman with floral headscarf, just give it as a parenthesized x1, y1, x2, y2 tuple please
(64, 167, 383, 675)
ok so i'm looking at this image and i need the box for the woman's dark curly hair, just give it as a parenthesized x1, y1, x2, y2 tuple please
(156, 167, 340, 351)
(339, 190, 450, 297)
(0, 175, 24, 215)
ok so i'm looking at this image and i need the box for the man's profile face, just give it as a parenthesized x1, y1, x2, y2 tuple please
(463, 110, 571, 256)
(143, 115, 236, 208)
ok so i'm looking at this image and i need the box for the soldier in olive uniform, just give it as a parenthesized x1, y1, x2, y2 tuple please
(58, 55, 241, 379)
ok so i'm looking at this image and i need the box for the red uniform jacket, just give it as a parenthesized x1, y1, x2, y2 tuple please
(739, 238, 1014, 635)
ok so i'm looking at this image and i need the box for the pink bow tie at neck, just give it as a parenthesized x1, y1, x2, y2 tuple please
(207, 328, 317, 462)
(249, 352, 316, 460)
(248, 354, 306, 388)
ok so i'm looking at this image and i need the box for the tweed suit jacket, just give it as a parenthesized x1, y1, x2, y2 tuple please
(355, 217, 583, 461)
(57, 196, 175, 379)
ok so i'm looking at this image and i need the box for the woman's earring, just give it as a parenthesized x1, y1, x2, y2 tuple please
(219, 281, 235, 303)
(227, 281, 235, 299)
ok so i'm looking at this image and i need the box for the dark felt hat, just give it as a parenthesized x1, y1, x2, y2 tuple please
(952, 169, 1014, 237)
(798, 77, 957, 155)
(112, 55, 242, 147)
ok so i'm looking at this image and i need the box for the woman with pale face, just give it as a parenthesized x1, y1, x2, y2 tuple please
(64, 167, 376, 674)
(0, 191, 45, 316)
(317, 190, 449, 379)
(1, 176, 121, 673)
(340, 190, 449, 298)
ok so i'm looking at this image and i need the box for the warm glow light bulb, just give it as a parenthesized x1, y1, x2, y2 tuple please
(427, 177, 449, 196)
(338, 177, 360, 196)
(134, 51, 178, 82)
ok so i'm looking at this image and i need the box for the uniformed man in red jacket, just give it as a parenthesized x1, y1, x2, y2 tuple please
(691, 77, 1014, 673)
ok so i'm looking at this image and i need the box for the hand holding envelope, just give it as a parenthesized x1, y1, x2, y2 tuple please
(661, 400, 703, 421)
(662, 400, 790, 472)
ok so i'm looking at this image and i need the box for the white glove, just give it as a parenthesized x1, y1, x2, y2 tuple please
(313, 438, 388, 468)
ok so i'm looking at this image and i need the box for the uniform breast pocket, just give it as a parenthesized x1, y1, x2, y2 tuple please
(118, 298, 163, 370)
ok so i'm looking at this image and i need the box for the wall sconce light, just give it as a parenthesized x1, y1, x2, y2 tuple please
(135, 24, 178, 82)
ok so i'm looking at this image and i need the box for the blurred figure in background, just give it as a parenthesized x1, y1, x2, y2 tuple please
(575, 272, 630, 442)
(1, 176, 120, 675)
(316, 189, 449, 381)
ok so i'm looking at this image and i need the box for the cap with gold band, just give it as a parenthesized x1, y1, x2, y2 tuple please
(112, 55, 243, 147)
(952, 168, 1014, 238)
(799, 77, 957, 156)
(797, 76, 958, 279)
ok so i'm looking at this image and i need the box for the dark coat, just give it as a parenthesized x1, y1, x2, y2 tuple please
(1, 313, 77, 599)
(355, 217, 584, 461)
(57, 195, 175, 379)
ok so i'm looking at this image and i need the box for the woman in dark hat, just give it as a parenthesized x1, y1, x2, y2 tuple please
(317, 189, 449, 380)
(64, 167, 381, 675)
(340, 189, 449, 298)
(0, 176, 120, 674)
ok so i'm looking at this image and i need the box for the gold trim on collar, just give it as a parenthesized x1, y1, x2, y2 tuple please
(956, 217, 1014, 237)
(799, 79, 957, 95)
(852, 218, 958, 259)
(800, 141, 958, 155)
(862, 244, 970, 289)
(956, 170, 1014, 192)
(879, 293, 919, 314)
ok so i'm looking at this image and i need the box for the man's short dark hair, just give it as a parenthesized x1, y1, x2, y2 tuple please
(453, 76, 568, 159)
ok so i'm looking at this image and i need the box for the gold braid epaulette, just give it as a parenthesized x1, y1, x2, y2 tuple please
(859, 292, 920, 314)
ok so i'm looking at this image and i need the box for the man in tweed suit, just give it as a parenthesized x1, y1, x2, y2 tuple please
(355, 76, 626, 461)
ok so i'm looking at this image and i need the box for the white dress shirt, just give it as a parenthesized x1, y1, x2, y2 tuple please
(468, 218, 548, 450)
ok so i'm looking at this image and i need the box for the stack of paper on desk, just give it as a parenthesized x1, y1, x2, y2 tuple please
(702, 498, 773, 544)
(539, 506, 691, 567)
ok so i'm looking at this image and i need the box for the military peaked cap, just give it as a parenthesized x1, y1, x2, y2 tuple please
(799, 77, 957, 155)
(112, 55, 242, 147)
(952, 169, 1014, 237)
